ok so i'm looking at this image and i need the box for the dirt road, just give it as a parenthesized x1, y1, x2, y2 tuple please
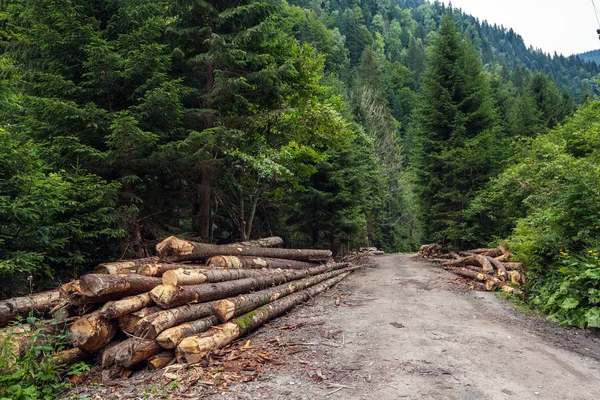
(211, 254, 600, 400)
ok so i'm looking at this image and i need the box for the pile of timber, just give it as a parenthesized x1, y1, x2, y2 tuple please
(0, 236, 357, 378)
(418, 244, 524, 295)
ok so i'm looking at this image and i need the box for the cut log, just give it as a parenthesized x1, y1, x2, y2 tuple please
(151, 263, 348, 309)
(70, 312, 117, 352)
(484, 256, 508, 280)
(508, 270, 524, 284)
(157, 236, 332, 262)
(99, 293, 153, 319)
(235, 237, 284, 248)
(119, 307, 161, 335)
(79, 274, 162, 297)
(101, 339, 125, 368)
(156, 316, 220, 349)
(212, 266, 357, 322)
(176, 271, 352, 364)
(0, 290, 62, 327)
(59, 280, 125, 305)
(135, 303, 213, 339)
(485, 277, 503, 291)
(162, 267, 281, 286)
(450, 268, 487, 282)
(114, 338, 163, 368)
(495, 253, 511, 262)
(466, 247, 503, 258)
(136, 263, 206, 277)
(503, 262, 523, 271)
(207, 256, 320, 270)
(443, 255, 494, 274)
(501, 286, 524, 295)
(51, 347, 90, 367)
(148, 351, 175, 370)
(95, 257, 160, 274)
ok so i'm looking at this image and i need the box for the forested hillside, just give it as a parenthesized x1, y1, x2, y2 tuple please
(2, 0, 600, 328)
(578, 48, 600, 65)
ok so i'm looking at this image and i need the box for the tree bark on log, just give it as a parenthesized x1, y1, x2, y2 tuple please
(162, 267, 281, 286)
(136, 263, 206, 277)
(450, 268, 487, 281)
(95, 257, 160, 274)
(119, 307, 160, 334)
(207, 255, 320, 270)
(443, 255, 494, 274)
(0, 290, 62, 327)
(484, 256, 508, 280)
(211, 266, 357, 322)
(156, 316, 220, 349)
(70, 312, 117, 352)
(134, 303, 213, 339)
(59, 280, 130, 305)
(101, 339, 125, 368)
(466, 247, 504, 257)
(157, 236, 332, 262)
(79, 274, 162, 297)
(99, 293, 153, 319)
(176, 271, 352, 364)
(503, 262, 523, 271)
(147, 351, 175, 370)
(50, 347, 90, 367)
(235, 237, 284, 248)
(114, 338, 163, 368)
(150, 263, 348, 309)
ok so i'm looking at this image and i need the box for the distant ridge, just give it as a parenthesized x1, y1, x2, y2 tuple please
(578, 49, 600, 65)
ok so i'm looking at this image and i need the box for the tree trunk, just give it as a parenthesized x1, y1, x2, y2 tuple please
(207, 255, 320, 270)
(95, 257, 160, 274)
(113, 338, 163, 368)
(156, 316, 220, 349)
(119, 307, 161, 335)
(157, 236, 332, 262)
(70, 312, 118, 352)
(162, 267, 280, 286)
(0, 290, 61, 327)
(484, 256, 508, 280)
(503, 262, 523, 271)
(443, 254, 494, 273)
(235, 237, 284, 248)
(101, 339, 125, 368)
(99, 293, 153, 319)
(79, 274, 162, 297)
(136, 263, 206, 277)
(450, 267, 487, 282)
(211, 266, 357, 322)
(150, 263, 348, 309)
(135, 303, 213, 339)
(148, 351, 175, 370)
(176, 271, 353, 364)
(198, 164, 213, 242)
(466, 247, 505, 258)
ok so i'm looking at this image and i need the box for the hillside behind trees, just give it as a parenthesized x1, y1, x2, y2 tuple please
(2, 0, 600, 328)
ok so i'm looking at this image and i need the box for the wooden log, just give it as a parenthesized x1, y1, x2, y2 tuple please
(114, 338, 163, 368)
(101, 339, 125, 368)
(59, 280, 125, 306)
(79, 274, 162, 297)
(70, 312, 117, 352)
(135, 304, 213, 339)
(495, 253, 511, 262)
(211, 266, 357, 322)
(95, 257, 160, 274)
(450, 268, 487, 282)
(503, 262, 523, 271)
(51, 347, 90, 367)
(176, 271, 353, 364)
(508, 270, 524, 284)
(99, 293, 153, 319)
(443, 255, 494, 274)
(485, 277, 503, 291)
(156, 316, 220, 349)
(119, 307, 160, 335)
(148, 351, 175, 370)
(466, 247, 504, 258)
(484, 256, 508, 280)
(157, 236, 332, 262)
(162, 267, 281, 286)
(151, 263, 348, 309)
(0, 290, 62, 327)
(501, 286, 524, 295)
(207, 256, 320, 270)
(137, 263, 206, 277)
(235, 237, 284, 248)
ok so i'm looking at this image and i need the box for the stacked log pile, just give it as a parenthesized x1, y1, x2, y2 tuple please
(418, 244, 524, 295)
(0, 236, 358, 378)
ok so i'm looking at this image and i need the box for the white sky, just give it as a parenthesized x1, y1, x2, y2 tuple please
(434, 0, 600, 56)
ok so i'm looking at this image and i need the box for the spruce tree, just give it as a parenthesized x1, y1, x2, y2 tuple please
(412, 14, 500, 246)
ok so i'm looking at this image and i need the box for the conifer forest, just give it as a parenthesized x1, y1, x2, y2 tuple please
(2, 0, 600, 373)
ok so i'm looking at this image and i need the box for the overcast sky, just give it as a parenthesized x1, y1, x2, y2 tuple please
(434, 0, 600, 56)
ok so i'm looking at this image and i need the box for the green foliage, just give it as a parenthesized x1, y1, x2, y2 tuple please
(0, 318, 90, 400)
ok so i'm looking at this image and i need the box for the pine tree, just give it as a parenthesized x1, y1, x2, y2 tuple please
(412, 14, 501, 246)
